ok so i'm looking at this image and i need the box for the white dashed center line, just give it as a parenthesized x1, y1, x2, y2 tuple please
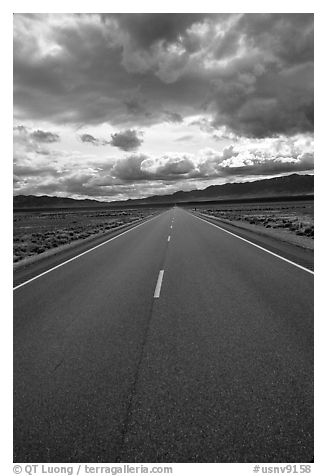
(154, 270, 165, 298)
(168, 235, 171, 242)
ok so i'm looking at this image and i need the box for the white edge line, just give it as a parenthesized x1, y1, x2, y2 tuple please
(168, 235, 171, 242)
(191, 212, 314, 275)
(14, 213, 165, 291)
(154, 270, 165, 298)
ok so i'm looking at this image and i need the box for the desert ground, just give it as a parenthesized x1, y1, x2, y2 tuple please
(192, 199, 313, 250)
(13, 207, 160, 263)
(13, 200, 314, 265)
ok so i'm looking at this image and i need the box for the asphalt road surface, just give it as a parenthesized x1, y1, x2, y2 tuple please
(14, 207, 314, 463)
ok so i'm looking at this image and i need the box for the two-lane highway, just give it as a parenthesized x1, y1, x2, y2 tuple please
(14, 207, 313, 462)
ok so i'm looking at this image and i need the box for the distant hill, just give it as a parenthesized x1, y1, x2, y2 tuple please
(136, 173, 314, 204)
(117, 173, 314, 205)
(14, 173, 313, 209)
(13, 195, 103, 209)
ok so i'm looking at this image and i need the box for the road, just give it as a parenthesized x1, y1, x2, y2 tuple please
(13, 207, 314, 463)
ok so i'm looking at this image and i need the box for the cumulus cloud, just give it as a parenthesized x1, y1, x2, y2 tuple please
(142, 155, 195, 180)
(195, 136, 314, 179)
(110, 154, 148, 181)
(14, 124, 60, 157)
(109, 153, 196, 182)
(108, 136, 313, 184)
(80, 133, 100, 145)
(79, 133, 111, 146)
(13, 134, 314, 200)
(14, 125, 28, 133)
(30, 129, 60, 143)
(110, 129, 144, 151)
(14, 125, 60, 143)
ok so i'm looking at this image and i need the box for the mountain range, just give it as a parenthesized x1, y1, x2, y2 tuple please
(13, 173, 314, 209)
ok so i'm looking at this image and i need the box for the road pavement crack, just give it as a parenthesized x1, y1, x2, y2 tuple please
(115, 221, 172, 462)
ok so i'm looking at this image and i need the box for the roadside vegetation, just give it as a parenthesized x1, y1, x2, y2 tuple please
(13, 208, 159, 263)
(194, 200, 314, 245)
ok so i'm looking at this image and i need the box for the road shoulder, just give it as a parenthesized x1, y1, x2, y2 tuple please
(189, 210, 314, 272)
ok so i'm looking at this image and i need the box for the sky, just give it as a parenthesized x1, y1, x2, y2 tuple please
(13, 13, 314, 202)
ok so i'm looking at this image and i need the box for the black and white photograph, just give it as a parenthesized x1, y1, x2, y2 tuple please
(11, 5, 317, 473)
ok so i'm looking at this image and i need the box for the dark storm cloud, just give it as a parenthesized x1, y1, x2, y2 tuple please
(237, 13, 314, 66)
(110, 129, 143, 151)
(105, 13, 211, 48)
(14, 13, 313, 138)
(208, 13, 314, 137)
(124, 97, 151, 118)
(164, 111, 183, 123)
